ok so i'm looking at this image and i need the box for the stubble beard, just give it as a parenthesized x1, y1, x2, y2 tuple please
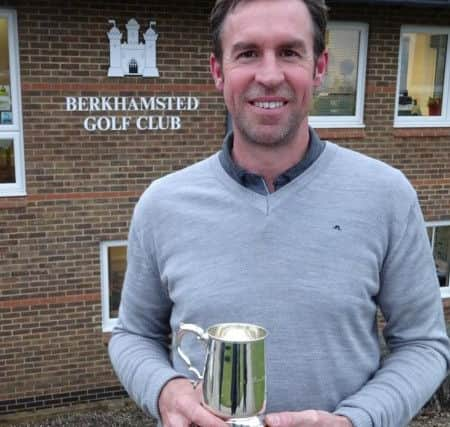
(233, 108, 303, 148)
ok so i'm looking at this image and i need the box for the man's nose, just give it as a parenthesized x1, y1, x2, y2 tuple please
(254, 53, 284, 87)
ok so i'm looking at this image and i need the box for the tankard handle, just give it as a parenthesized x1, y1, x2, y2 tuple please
(176, 322, 209, 381)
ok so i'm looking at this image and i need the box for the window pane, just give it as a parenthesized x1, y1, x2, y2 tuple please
(108, 246, 127, 318)
(0, 17, 12, 123)
(433, 226, 450, 287)
(0, 138, 14, 183)
(311, 28, 360, 116)
(398, 32, 447, 117)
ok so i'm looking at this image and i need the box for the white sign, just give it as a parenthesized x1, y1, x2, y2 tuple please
(65, 96, 200, 132)
(107, 19, 159, 77)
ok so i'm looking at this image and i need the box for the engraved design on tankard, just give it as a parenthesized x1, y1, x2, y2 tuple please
(176, 322, 267, 426)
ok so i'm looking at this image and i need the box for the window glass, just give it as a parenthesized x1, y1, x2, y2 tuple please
(397, 30, 448, 119)
(433, 226, 450, 288)
(108, 245, 127, 318)
(311, 27, 361, 116)
(0, 138, 14, 183)
(0, 17, 12, 124)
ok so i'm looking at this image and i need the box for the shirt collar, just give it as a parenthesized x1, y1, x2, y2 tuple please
(218, 127, 325, 193)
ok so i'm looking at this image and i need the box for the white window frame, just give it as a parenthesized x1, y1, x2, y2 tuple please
(310, 22, 368, 129)
(0, 9, 25, 196)
(0, 132, 25, 195)
(394, 25, 450, 128)
(100, 240, 127, 332)
(426, 220, 450, 299)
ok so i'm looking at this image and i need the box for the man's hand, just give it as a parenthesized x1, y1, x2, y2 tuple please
(265, 410, 353, 427)
(158, 378, 228, 427)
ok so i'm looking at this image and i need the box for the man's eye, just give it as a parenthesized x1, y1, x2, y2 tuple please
(281, 49, 300, 57)
(237, 51, 257, 59)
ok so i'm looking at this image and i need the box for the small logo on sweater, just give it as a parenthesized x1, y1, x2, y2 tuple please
(333, 225, 342, 231)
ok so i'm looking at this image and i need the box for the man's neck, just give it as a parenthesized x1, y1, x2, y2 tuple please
(231, 122, 310, 192)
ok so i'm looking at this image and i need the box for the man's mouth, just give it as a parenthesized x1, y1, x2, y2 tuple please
(251, 101, 286, 109)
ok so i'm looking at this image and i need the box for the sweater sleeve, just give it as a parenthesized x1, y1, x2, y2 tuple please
(334, 196, 450, 427)
(108, 194, 184, 420)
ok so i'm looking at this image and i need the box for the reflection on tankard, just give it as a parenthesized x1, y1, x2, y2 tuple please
(176, 322, 267, 427)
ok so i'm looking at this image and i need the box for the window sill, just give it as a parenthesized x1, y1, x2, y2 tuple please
(102, 320, 117, 333)
(311, 122, 366, 129)
(394, 121, 450, 129)
(440, 289, 450, 299)
(0, 188, 26, 197)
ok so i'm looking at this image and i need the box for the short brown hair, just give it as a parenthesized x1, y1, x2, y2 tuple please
(209, 0, 329, 62)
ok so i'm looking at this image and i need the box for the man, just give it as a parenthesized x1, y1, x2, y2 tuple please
(109, 0, 450, 426)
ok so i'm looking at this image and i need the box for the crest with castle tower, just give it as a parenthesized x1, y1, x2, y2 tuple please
(107, 19, 159, 77)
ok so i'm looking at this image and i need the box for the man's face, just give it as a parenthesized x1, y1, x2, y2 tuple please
(210, 0, 327, 148)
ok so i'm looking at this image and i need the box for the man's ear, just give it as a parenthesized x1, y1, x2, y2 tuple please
(210, 53, 224, 91)
(313, 49, 328, 88)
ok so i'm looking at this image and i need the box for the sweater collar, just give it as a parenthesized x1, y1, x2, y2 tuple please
(218, 127, 325, 193)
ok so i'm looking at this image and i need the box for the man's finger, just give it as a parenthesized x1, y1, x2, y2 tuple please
(265, 411, 352, 427)
(265, 410, 320, 426)
(184, 401, 228, 427)
(164, 412, 191, 427)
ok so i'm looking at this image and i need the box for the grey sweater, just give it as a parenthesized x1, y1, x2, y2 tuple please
(109, 142, 450, 427)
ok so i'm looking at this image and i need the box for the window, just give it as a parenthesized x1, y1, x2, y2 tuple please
(0, 9, 25, 196)
(395, 26, 450, 127)
(310, 22, 368, 128)
(427, 221, 450, 298)
(100, 241, 127, 331)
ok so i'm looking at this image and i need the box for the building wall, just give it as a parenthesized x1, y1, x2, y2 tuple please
(0, 0, 449, 416)
(0, 0, 224, 414)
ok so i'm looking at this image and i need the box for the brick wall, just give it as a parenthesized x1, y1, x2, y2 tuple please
(0, 0, 224, 414)
(1, 0, 450, 416)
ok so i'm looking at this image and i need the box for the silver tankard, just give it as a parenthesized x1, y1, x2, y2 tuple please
(176, 322, 267, 427)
